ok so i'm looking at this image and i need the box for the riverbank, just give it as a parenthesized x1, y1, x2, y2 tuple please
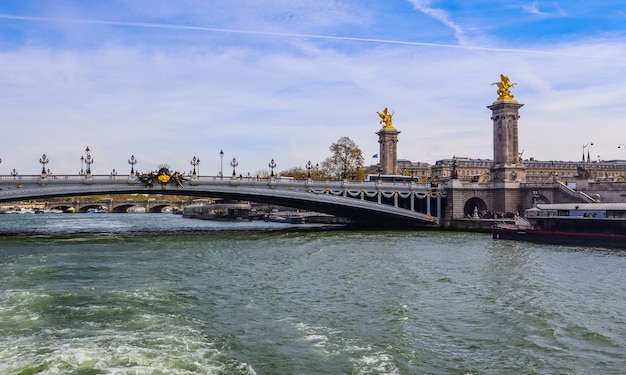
(445, 218, 510, 232)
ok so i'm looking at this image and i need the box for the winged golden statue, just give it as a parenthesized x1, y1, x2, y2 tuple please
(492, 74, 517, 102)
(377, 107, 394, 129)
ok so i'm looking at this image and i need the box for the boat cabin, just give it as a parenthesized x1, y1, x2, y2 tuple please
(526, 203, 626, 219)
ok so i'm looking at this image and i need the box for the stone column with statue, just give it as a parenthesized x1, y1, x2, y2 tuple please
(487, 74, 527, 216)
(376, 107, 401, 175)
(488, 74, 526, 183)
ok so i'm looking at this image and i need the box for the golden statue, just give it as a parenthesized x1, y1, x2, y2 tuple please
(492, 74, 517, 102)
(157, 171, 170, 184)
(376, 107, 394, 129)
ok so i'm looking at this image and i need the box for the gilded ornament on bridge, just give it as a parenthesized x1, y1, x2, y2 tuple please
(492, 74, 517, 102)
(157, 172, 170, 183)
(138, 166, 187, 189)
(376, 107, 395, 129)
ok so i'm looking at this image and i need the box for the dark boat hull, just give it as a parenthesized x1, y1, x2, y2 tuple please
(492, 227, 626, 249)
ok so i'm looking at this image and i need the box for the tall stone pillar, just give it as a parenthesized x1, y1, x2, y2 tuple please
(488, 74, 526, 215)
(375, 108, 401, 175)
(488, 75, 526, 183)
(376, 128, 400, 175)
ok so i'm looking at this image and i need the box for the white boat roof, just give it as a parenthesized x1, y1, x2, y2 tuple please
(536, 203, 626, 211)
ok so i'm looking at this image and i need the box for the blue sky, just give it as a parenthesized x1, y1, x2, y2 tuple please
(1, 1, 625, 176)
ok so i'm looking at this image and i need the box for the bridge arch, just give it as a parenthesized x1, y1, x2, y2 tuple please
(463, 197, 487, 218)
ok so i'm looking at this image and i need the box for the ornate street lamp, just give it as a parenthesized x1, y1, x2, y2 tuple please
(11, 168, 17, 178)
(84, 146, 93, 176)
(230, 157, 238, 177)
(306, 160, 313, 179)
(80, 155, 84, 175)
(582, 142, 593, 163)
(268, 159, 276, 178)
(111, 168, 117, 179)
(39, 154, 49, 178)
(128, 155, 137, 176)
(220, 149, 224, 179)
(190, 156, 200, 178)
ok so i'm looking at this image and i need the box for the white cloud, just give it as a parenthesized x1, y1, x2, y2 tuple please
(521, 2, 566, 17)
(407, 0, 467, 44)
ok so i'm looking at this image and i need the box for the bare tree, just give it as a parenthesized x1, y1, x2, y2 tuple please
(320, 136, 364, 180)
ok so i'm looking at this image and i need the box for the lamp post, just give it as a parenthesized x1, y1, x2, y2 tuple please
(84, 147, 93, 176)
(268, 159, 276, 178)
(39, 154, 49, 178)
(582, 142, 593, 163)
(220, 149, 224, 179)
(190, 156, 199, 179)
(11, 168, 17, 179)
(111, 168, 117, 179)
(80, 156, 84, 175)
(306, 160, 313, 179)
(230, 157, 238, 177)
(128, 155, 137, 176)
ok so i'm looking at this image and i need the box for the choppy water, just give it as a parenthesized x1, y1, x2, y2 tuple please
(1, 213, 624, 374)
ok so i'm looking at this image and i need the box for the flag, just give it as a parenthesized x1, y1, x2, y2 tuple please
(372, 154, 378, 158)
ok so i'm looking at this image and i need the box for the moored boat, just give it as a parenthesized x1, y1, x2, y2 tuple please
(87, 207, 108, 213)
(492, 203, 626, 249)
(263, 210, 306, 224)
(1, 206, 35, 214)
(196, 202, 253, 221)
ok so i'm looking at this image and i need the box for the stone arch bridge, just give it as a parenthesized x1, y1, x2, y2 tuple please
(45, 199, 184, 214)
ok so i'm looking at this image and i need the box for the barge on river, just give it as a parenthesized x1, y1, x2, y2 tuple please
(492, 203, 626, 249)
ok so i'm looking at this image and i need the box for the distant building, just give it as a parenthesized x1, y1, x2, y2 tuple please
(366, 157, 626, 184)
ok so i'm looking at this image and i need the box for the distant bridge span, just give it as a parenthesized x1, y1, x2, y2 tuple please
(0, 175, 446, 227)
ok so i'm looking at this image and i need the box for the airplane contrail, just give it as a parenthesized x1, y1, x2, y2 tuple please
(0, 13, 564, 56)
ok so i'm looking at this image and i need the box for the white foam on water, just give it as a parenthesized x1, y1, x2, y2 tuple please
(352, 351, 400, 375)
(0, 289, 255, 374)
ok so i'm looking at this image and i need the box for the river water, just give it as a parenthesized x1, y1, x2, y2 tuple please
(0, 213, 624, 374)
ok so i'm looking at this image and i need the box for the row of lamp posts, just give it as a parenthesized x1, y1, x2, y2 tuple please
(192, 151, 279, 179)
(1, 152, 317, 180)
(28, 148, 280, 180)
